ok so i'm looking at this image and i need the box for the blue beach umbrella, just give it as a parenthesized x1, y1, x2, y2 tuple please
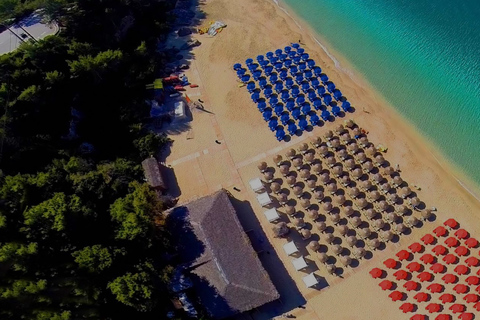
(333, 89, 342, 100)
(280, 70, 288, 80)
(276, 128, 286, 141)
(253, 70, 262, 80)
(332, 105, 341, 117)
(281, 91, 290, 102)
(246, 58, 253, 65)
(265, 65, 274, 75)
(247, 82, 256, 93)
(293, 56, 301, 65)
(274, 62, 283, 70)
(296, 95, 305, 105)
(321, 110, 330, 121)
(269, 74, 278, 83)
(270, 56, 279, 64)
(275, 49, 283, 56)
(248, 63, 258, 71)
(310, 114, 320, 126)
(322, 94, 332, 105)
(308, 90, 316, 101)
(295, 75, 304, 84)
(297, 48, 305, 54)
(233, 63, 242, 70)
(286, 99, 295, 111)
(257, 55, 264, 62)
(301, 53, 309, 61)
(313, 98, 322, 110)
(284, 59, 292, 68)
(236, 70, 245, 79)
(292, 107, 301, 120)
(279, 54, 287, 61)
(257, 101, 267, 112)
(285, 78, 294, 89)
(275, 82, 283, 92)
(320, 74, 329, 83)
(307, 59, 316, 68)
(327, 82, 336, 92)
(298, 118, 308, 131)
(311, 78, 320, 88)
(251, 92, 260, 102)
(304, 70, 313, 79)
(274, 103, 284, 116)
(259, 78, 267, 89)
(264, 88, 273, 98)
(284, 46, 292, 53)
(291, 87, 300, 97)
(280, 112, 290, 125)
(292, 43, 300, 49)
(317, 86, 326, 95)
(313, 66, 322, 76)
(266, 51, 274, 58)
(263, 109, 273, 121)
(299, 62, 307, 72)
(289, 66, 298, 74)
(301, 103, 311, 114)
(342, 101, 351, 112)
(288, 51, 297, 58)
(301, 82, 310, 92)
(269, 96, 279, 106)
(241, 75, 250, 83)
(268, 119, 278, 131)
(288, 123, 298, 135)
(260, 60, 269, 68)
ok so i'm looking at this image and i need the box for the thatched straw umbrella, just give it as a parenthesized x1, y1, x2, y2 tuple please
(327, 182, 338, 194)
(377, 200, 389, 212)
(312, 162, 322, 174)
(359, 227, 371, 239)
(380, 182, 391, 193)
(410, 197, 421, 208)
(300, 199, 311, 210)
(330, 138, 341, 150)
(337, 225, 349, 236)
(293, 217, 305, 229)
(318, 145, 329, 157)
(388, 193, 399, 204)
(352, 168, 363, 181)
(372, 173, 383, 184)
(367, 238, 380, 250)
(273, 154, 283, 166)
(345, 159, 356, 170)
(324, 130, 334, 140)
(272, 222, 289, 238)
(395, 204, 408, 216)
(361, 180, 373, 191)
(394, 222, 405, 235)
(341, 132, 351, 142)
(326, 156, 336, 167)
(365, 208, 378, 220)
(285, 204, 295, 216)
(278, 193, 288, 205)
(352, 127, 361, 137)
(332, 244, 343, 256)
(318, 252, 329, 264)
(373, 218, 385, 230)
(355, 152, 367, 164)
(314, 189, 325, 202)
(332, 165, 343, 177)
(406, 216, 419, 228)
(324, 233, 335, 244)
(292, 157, 303, 170)
(366, 145, 377, 157)
(286, 175, 296, 187)
(337, 149, 348, 161)
(343, 205, 354, 217)
(348, 187, 360, 199)
(293, 185, 304, 198)
(330, 213, 341, 225)
(263, 171, 274, 183)
(326, 264, 336, 275)
(393, 176, 403, 187)
(350, 216, 362, 228)
(380, 230, 394, 242)
(348, 142, 359, 154)
(286, 148, 297, 159)
(279, 164, 290, 176)
(301, 229, 312, 240)
(308, 240, 320, 252)
(304, 152, 315, 164)
(368, 190, 381, 202)
(340, 175, 351, 187)
(421, 209, 432, 221)
(335, 124, 346, 135)
(315, 221, 327, 232)
(298, 143, 309, 154)
(359, 136, 369, 148)
(353, 247, 366, 259)
(375, 154, 385, 166)
(340, 255, 352, 267)
(335, 195, 346, 206)
(400, 186, 412, 199)
(383, 166, 394, 176)
(362, 161, 374, 172)
(385, 212, 398, 223)
(307, 208, 319, 220)
(271, 182, 281, 194)
(300, 169, 311, 181)
(258, 161, 268, 173)
(323, 201, 333, 213)
(345, 119, 355, 128)
(346, 235, 358, 247)
(312, 136, 322, 148)
(306, 179, 316, 191)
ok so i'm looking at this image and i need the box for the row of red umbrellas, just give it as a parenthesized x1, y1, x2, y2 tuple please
(422, 232, 478, 247)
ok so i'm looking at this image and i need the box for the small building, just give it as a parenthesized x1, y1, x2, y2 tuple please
(170, 190, 279, 319)
(141, 157, 167, 192)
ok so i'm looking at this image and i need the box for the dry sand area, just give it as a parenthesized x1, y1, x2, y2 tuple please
(162, 0, 480, 319)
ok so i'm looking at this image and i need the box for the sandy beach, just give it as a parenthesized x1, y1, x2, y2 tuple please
(163, 0, 480, 318)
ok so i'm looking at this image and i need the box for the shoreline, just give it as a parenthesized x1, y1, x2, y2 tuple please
(270, 0, 480, 204)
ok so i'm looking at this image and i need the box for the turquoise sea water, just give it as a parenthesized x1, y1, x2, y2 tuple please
(281, 0, 480, 186)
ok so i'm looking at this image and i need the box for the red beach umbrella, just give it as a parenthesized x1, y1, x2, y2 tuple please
(445, 237, 459, 248)
(476, 285, 480, 294)
(420, 254, 436, 264)
(441, 274, 457, 284)
(418, 272, 433, 282)
(394, 270, 409, 281)
(466, 276, 480, 285)
(434, 315, 451, 320)
(444, 219, 459, 229)
(454, 265, 469, 275)
(454, 246, 469, 256)
(427, 283, 443, 293)
(389, 290, 404, 302)
(400, 302, 415, 313)
(453, 284, 469, 294)
(409, 242, 424, 253)
(430, 263, 445, 274)
(404, 280, 419, 291)
(455, 228, 469, 239)
(379, 280, 393, 290)
(407, 262, 422, 272)
(449, 304, 465, 313)
(465, 238, 478, 248)
(439, 293, 455, 303)
(465, 257, 479, 267)
(464, 294, 479, 303)
(421, 233, 436, 245)
(433, 226, 448, 237)
(369, 267, 383, 279)
(474, 301, 480, 311)
(397, 250, 411, 261)
(411, 315, 426, 320)
(432, 245, 447, 256)
(425, 303, 441, 314)
(384, 258, 398, 269)
(414, 292, 429, 303)
(459, 313, 474, 320)
(442, 254, 457, 265)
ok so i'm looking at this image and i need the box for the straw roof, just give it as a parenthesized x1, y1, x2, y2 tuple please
(393, 176, 403, 186)
(372, 173, 383, 183)
(330, 138, 341, 149)
(263, 171, 274, 181)
(335, 195, 346, 206)
(332, 244, 343, 255)
(380, 230, 394, 242)
(381, 182, 391, 192)
(356, 198, 368, 209)
(308, 240, 320, 252)
(279, 164, 290, 176)
(273, 154, 283, 166)
(345, 159, 356, 170)
(307, 209, 319, 220)
(318, 145, 329, 156)
(369, 191, 381, 201)
(375, 154, 385, 166)
(300, 169, 311, 180)
(313, 189, 325, 201)
(319, 172, 330, 184)
(365, 208, 378, 220)
(410, 197, 421, 207)
(337, 225, 349, 236)
(327, 182, 338, 194)
(273, 222, 290, 238)
(406, 216, 419, 227)
(378, 200, 389, 212)
(324, 130, 334, 140)
(356, 152, 367, 163)
(310, 163, 322, 175)
(350, 216, 362, 228)
(348, 187, 360, 198)
(366, 145, 376, 156)
(374, 218, 385, 230)
(388, 193, 398, 203)
(318, 252, 329, 263)
(348, 143, 359, 153)
(285, 204, 295, 216)
(286, 148, 296, 158)
(354, 247, 366, 259)
(293, 185, 303, 197)
(326, 156, 336, 166)
(341, 174, 351, 186)
(362, 180, 373, 191)
(323, 201, 333, 212)
(306, 179, 316, 190)
(335, 124, 345, 134)
(352, 168, 363, 179)
(258, 161, 268, 172)
(315, 221, 327, 232)
(301, 229, 312, 240)
(362, 161, 374, 172)
(330, 213, 341, 224)
(293, 217, 305, 228)
(332, 165, 343, 176)
(344, 119, 355, 128)
(312, 136, 322, 147)
(401, 186, 412, 198)
(359, 227, 371, 239)
(324, 233, 335, 244)
(326, 264, 336, 274)
(394, 223, 405, 234)
(270, 182, 281, 193)
(421, 209, 432, 220)
(385, 212, 398, 223)
(300, 199, 311, 209)
(341, 132, 351, 142)
(141, 158, 166, 190)
(304, 152, 315, 164)
(367, 238, 380, 249)
(383, 166, 394, 176)
(286, 175, 296, 186)
(340, 256, 352, 267)
(292, 157, 303, 169)
(278, 193, 288, 204)
(337, 149, 348, 160)
(343, 205, 354, 217)
(395, 204, 408, 215)
(346, 235, 357, 247)
(298, 143, 309, 153)
(359, 136, 369, 147)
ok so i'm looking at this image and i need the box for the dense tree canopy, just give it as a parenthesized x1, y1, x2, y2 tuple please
(0, 0, 188, 319)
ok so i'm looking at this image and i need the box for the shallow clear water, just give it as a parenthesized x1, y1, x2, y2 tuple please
(281, 0, 480, 185)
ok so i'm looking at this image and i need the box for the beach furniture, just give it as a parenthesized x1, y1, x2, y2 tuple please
(291, 108, 301, 120)
(332, 106, 341, 117)
(263, 208, 280, 223)
(257, 101, 267, 112)
(249, 177, 264, 192)
(233, 63, 242, 70)
(369, 268, 383, 279)
(262, 110, 272, 121)
(302, 273, 318, 288)
(388, 291, 403, 302)
(292, 256, 308, 271)
(268, 119, 278, 131)
(399, 303, 414, 313)
(256, 192, 272, 207)
(414, 292, 429, 303)
(283, 241, 299, 256)
(321, 110, 330, 121)
(379, 280, 393, 291)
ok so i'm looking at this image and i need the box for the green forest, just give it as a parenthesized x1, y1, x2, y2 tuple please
(0, 0, 185, 318)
